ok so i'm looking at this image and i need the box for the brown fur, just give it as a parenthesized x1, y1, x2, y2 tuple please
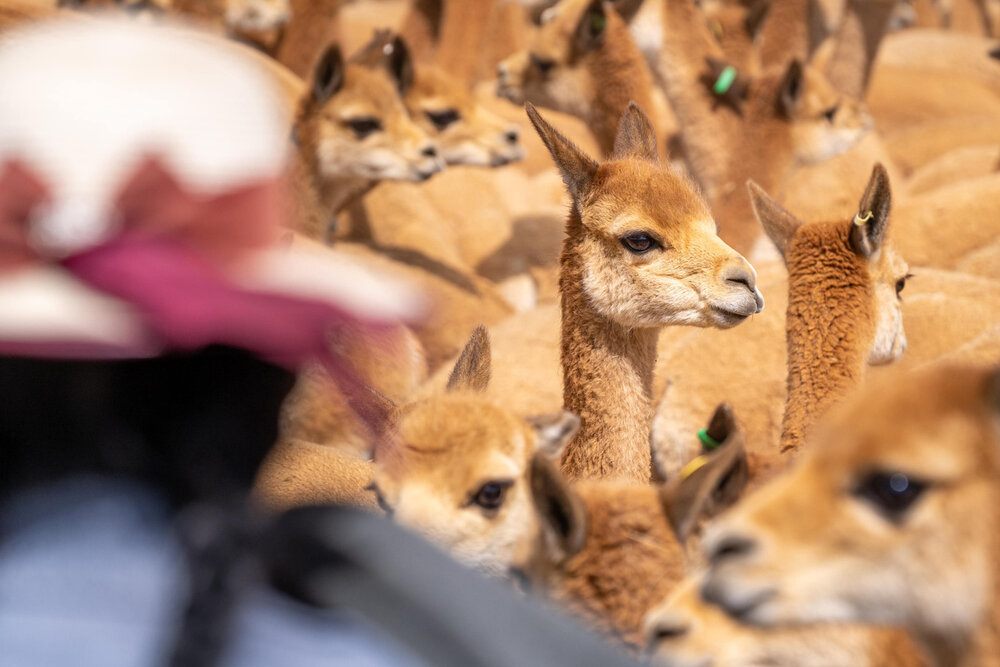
(274, 0, 340, 78)
(254, 438, 377, 511)
(526, 103, 762, 482)
(702, 364, 1000, 667)
(497, 0, 660, 156)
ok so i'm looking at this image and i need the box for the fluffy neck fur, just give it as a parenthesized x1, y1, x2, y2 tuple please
(779, 222, 874, 453)
(559, 210, 657, 483)
(540, 482, 687, 647)
(821, 0, 895, 100)
(583, 10, 660, 156)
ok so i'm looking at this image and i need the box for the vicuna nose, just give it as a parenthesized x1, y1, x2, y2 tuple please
(421, 144, 438, 159)
(722, 264, 756, 293)
(707, 534, 756, 567)
(504, 127, 520, 144)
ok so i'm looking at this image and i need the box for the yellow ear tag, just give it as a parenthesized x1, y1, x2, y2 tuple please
(853, 210, 873, 226)
(680, 454, 710, 481)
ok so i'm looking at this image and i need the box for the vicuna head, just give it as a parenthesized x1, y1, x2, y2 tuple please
(357, 31, 525, 167)
(497, 0, 648, 125)
(756, 58, 872, 165)
(527, 404, 750, 645)
(370, 326, 581, 578)
(644, 574, 918, 667)
(701, 364, 1000, 666)
(749, 163, 908, 365)
(528, 101, 764, 328)
(296, 40, 444, 183)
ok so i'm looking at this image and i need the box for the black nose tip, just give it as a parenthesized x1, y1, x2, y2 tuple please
(421, 145, 438, 159)
(708, 534, 756, 567)
(504, 129, 519, 144)
(650, 618, 689, 643)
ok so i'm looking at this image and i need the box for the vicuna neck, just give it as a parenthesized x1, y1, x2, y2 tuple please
(585, 13, 659, 156)
(779, 223, 874, 454)
(292, 124, 377, 239)
(657, 0, 742, 200)
(559, 210, 657, 483)
(713, 78, 797, 254)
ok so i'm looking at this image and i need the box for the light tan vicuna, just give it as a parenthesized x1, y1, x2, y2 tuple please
(291, 39, 442, 239)
(526, 101, 763, 483)
(369, 325, 582, 578)
(701, 363, 1000, 667)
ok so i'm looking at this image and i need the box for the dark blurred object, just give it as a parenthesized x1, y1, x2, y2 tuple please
(266, 504, 643, 667)
(0, 346, 295, 506)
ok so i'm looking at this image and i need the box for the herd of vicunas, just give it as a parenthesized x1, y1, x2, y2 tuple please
(8, 0, 1000, 664)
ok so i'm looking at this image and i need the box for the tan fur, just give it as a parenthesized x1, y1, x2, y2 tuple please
(539, 482, 689, 647)
(893, 173, 1000, 269)
(254, 438, 377, 511)
(292, 45, 442, 239)
(407, 64, 525, 167)
(701, 364, 1000, 667)
(273, 0, 339, 78)
(497, 0, 661, 155)
(905, 145, 1000, 195)
(645, 575, 926, 667)
(651, 167, 908, 482)
(882, 117, 1000, 175)
(526, 104, 762, 482)
(656, 0, 871, 254)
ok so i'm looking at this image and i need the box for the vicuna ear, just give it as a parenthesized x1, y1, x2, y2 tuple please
(447, 324, 491, 393)
(747, 179, 802, 259)
(529, 453, 587, 561)
(527, 411, 581, 459)
(989, 45, 1000, 61)
(385, 36, 415, 96)
(575, 0, 608, 53)
(661, 405, 749, 542)
(745, 0, 770, 37)
(525, 102, 599, 205)
(312, 45, 345, 104)
(778, 59, 805, 118)
(612, 102, 659, 163)
(850, 162, 892, 258)
(611, 0, 645, 23)
(704, 58, 751, 113)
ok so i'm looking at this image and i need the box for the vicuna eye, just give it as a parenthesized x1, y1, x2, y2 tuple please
(895, 273, 912, 297)
(345, 117, 382, 139)
(531, 54, 556, 75)
(470, 481, 513, 511)
(620, 232, 659, 254)
(823, 104, 839, 122)
(425, 109, 461, 131)
(854, 471, 928, 521)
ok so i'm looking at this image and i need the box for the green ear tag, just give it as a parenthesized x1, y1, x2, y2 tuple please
(590, 11, 606, 33)
(713, 66, 737, 95)
(697, 428, 722, 450)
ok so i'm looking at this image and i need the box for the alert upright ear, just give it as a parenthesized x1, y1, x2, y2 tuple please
(575, 0, 609, 53)
(529, 453, 587, 561)
(446, 325, 491, 393)
(661, 404, 749, 542)
(385, 36, 415, 96)
(612, 102, 659, 163)
(525, 102, 599, 205)
(850, 162, 892, 259)
(747, 179, 802, 259)
(312, 45, 345, 105)
(703, 58, 751, 113)
(778, 59, 805, 118)
(527, 411, 581, 459)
